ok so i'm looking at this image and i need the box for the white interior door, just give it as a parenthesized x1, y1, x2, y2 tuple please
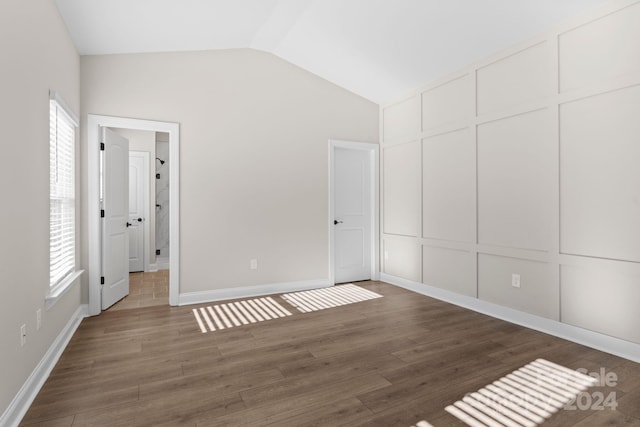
(101, 127, 130, 309)
(334, 147, 372, 283)
(128, 152, 146, 272)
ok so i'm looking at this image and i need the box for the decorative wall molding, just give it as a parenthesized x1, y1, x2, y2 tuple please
(380, 0, 640, 346)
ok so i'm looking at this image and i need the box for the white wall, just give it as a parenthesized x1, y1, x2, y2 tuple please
(81, 49, 379, 296)
(381, 0, 640, 345)
(0, 0, 80, 417)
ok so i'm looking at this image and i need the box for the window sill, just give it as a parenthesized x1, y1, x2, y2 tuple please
(46, 270, 84, 310)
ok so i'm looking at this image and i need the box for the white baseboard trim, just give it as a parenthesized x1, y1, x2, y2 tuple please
(380, 273, 640, 364)
(148, 263, 158, 272)
(156, 257, 170, 271)
(178, 279, 331, 306)
(0, 304, 88, 427)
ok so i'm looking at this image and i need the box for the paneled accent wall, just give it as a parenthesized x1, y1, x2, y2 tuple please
(380, 0, 640, 345)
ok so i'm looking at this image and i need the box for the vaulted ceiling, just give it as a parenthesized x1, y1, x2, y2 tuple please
(55, 0, 608, 104)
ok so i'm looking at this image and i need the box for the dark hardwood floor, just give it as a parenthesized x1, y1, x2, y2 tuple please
(20, 281, 640, 426)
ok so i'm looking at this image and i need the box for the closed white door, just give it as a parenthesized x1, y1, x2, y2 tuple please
(101, 127, 130, 309)
(334, 147, 372, 283)
(128, 152, 146, 272)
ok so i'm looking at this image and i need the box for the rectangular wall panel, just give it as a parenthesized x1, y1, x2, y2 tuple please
(422, 75, 472, 131)
(477, 109, 553, 251)
(422, 129, 475, 242)
(561, 264, 640, 344)
(423, 246, 475, 297)
(383, 142, 420, 237)
(377, 0, 640, 351)
(478, 254, 558, 320)
(560, 85, 640, 262)
(477, 42, 550, 116)
(383, 237, 420, 282)
(383, 96, 419, 142)
(559, 3, 640, 92)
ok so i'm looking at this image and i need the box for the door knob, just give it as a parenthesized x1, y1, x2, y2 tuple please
(334, 220, 343, 225)
(136, 218, 143, 222)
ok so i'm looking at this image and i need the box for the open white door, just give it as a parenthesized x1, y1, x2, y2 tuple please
(101, 127, 130, 309)
(333, 146, 372, 283)
(128, 152, 147, 272)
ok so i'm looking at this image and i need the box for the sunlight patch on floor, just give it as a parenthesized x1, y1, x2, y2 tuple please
(442, 358, 598, 427)
(192, 296, 292, 333)
(281, 283, 383, 313)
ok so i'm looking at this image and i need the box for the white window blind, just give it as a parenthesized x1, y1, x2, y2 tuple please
(49, 93, 78, 289)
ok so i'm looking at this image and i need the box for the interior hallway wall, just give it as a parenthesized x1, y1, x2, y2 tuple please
(0, 0, 81, 417)
(80, 49, 379, 296)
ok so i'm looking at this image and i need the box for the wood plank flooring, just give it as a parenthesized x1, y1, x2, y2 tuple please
(20, 281, 640, 426)
(108, 270, 169, 311)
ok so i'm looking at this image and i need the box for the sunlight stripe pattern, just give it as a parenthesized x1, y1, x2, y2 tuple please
(191, 297, 292, 333)
(281, 284, 383, 313)
(442, 359, 598, 427)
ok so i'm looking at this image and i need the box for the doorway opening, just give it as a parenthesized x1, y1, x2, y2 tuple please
(107, 129, 168, 311)
(329, 139, 379, 285)
(87, 115, 180, 316)
(110, 271, 170, 311)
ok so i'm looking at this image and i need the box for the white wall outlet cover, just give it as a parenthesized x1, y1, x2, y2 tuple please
(512, 273, 521, 288)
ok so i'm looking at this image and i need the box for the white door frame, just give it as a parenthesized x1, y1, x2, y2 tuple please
(129, 150, 151, 273)
(328, 139, 379, 284)
(87, 115, 180, 315)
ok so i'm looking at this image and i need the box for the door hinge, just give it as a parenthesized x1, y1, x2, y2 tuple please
(100, 209, 105, 218)
(100, 277, 105, 285)
(100, 142, 105, 151)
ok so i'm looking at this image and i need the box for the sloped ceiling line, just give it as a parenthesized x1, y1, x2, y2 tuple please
(56, 0, 609, 104)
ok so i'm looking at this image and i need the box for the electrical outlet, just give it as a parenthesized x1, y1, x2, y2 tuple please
(512, 273, 521, 288)
(250, 259, 258, 270)
(20, 324, 26, 347)
(36, 309, 42, 331)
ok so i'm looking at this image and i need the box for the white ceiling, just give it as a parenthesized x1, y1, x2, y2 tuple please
(55, 0, 609, 104)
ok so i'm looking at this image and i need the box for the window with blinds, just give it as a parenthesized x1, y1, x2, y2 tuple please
(49, 94, 78, 289)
